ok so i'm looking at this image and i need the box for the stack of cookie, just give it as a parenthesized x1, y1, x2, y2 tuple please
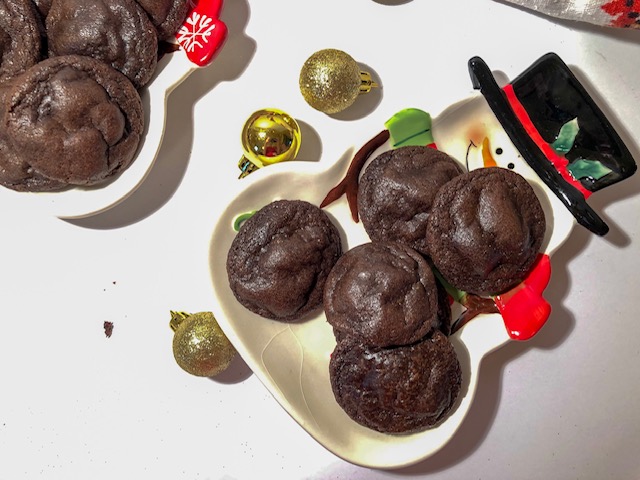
(224, 144, 547, 435)
(324, 241, 462, 434)
(318, 146, 465, 434)
(0, 0, 189, 192)
(324, 144, 546, 434)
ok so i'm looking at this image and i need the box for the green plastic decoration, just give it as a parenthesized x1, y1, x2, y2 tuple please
(233, 211, 256, 231)
(551, 118, 579, 154)
(548, 117, 612, 181)
(567, 158, 613, 181)
(384, 108, 435, 148)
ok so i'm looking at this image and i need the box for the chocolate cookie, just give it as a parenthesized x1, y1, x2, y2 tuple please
(426, 167, 546, 296)
(4, 55, 144, 187)
(323, 241, 440, 348)
(226, 200, 343, 323)
(329, 331, 462, 434)
(358, 145, 465, 256)
(46, 0, 158, 88)
(135, 0, 189, 40)
(0, 0, 43, 83)
(0, 80, 65, 191)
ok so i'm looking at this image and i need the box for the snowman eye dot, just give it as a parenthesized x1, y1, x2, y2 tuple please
(507, 162, 515, 169)
(495, 147, 503, 155)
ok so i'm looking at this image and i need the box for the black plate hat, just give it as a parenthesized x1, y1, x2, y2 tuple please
(468, 52, 636, 236)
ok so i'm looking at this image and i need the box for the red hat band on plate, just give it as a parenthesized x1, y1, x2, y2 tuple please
(502, 83, 592, 199)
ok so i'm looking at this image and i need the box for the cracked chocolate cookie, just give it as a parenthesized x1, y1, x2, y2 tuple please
(426, 167, 546, 296)
(46, 0, 158, 88)
(329, 331, 462, 434)
(0, 0, 43, 83)
(3, 54, 144, 189)
(323, 241, 441, 348)
(226, 199, 343, 322)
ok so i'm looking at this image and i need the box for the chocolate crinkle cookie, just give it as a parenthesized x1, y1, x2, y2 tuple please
(0, 0, 44, 83)
(135, 0, 189, 40)
(358, 145, 465, 257)
(0, 81, 64, 191)
(329, 331, 462, 434)
(46, 0, 158, 88)
(1, 55, 143, 190)
(226, 200, 343, 323)
(323, 241, 442, 348)
(426, 167, 546, 296)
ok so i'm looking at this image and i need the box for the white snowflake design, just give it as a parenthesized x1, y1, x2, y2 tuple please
(177, 11, 218, 53)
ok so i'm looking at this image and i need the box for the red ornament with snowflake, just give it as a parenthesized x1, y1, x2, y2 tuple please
(602, 0, 640, 28)
(177, 0, 228, 67)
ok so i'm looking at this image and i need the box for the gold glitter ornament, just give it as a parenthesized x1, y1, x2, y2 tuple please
(299, 49, 378, 114)
(238, 108, 301, 178)
(170, 311, 237, 377)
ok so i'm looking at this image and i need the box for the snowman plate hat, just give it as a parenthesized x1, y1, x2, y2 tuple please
(468, 52, 637, 236)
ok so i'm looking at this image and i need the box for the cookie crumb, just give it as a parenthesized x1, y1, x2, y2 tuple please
(104, 321, 114, 338)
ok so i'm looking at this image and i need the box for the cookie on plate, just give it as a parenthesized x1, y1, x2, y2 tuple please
(323, 241, 441, 348)
(0, 80, 66, 192)
(46, 0, 158, 88)
(4, 54, 144, 188)
(0, 0, 44, 83)
(329, 331, 462, 434)
(135, 0, 189, 40)
(358, 145, 465, 257)
(426, 167, 546, 296)
(226, 199, 343, 323)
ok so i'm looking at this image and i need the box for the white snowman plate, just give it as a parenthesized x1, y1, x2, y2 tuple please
(208, 53, 635, 468)
(0, 0, 227, 220)
(208, 99, 575, 469)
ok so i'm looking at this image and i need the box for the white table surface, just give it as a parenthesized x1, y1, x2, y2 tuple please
(2, 1, 640, 479)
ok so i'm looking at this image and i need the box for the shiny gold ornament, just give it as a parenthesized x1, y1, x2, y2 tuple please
(299, 48, 378, 114)
(238, 108, 301, 178)
(170, 311, 237, 377)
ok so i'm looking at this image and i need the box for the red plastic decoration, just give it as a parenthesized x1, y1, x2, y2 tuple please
(494, 254, 552, 341)
(177, 0, 228, 67)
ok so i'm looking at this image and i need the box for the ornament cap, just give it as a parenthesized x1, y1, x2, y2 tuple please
(169, 310, 190, 332)
(359, 71, 378, 94)
(238, 156, 260, 179)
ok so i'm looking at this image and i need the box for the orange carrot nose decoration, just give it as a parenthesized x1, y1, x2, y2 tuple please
(482, 137, 498, 168)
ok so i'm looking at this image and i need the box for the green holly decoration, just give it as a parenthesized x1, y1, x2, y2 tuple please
(551, 118, 613, 182)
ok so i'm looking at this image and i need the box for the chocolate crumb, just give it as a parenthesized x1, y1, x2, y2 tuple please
(104, 321, 114, 338)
